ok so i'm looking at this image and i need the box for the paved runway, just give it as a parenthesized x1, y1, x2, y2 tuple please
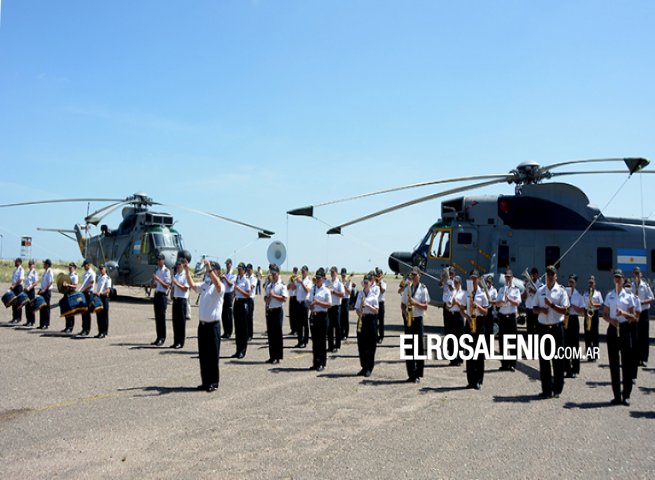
(1, 279, 653, 479)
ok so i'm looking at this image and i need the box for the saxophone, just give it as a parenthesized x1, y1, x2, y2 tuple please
(357, 290, 365, 333)
(563, 288, 571, 330)
(585, 287, 594, 332)
(406, 283, 414, 328)
(469, 289, 477, 334)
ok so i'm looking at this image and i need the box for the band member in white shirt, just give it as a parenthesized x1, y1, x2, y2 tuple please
(326, 267, 344, 352)
(62, 262, 79, 333)
(340, 268, 353, 341)
(186, 259, 224, 393)
(632, 266, 653, 367)
(446, 276, 467, 366)
(483, 276, 497, 341)
(465, 270, 489, 389)
(171, 260, 190, 348)
(295, 266, 312, 348)
(523, 267, 543, 334)
(94, 264, 112, 338)
(264, 263, 288, 364)
(355, 276, 380, 377)
(220, 258, 236, 339)
(564, 274, 585, 378)
(496, 270, 522, 371)
(23, 260, 39, 327)
(78, 259, 96, 336)
(401, 267, 430, 383)
(151, 253, 171, 346)
(287, 266, 299, 336)
(37, 259, 54, 329)
(533, 265, 569, 399)
(375, 267, 387, 344)
(246, 263, 257, 342)
(232, 262, 252, 359)
(603, 269, 637, 405)
(9, 258, 25, 324)
(582, 275, 603, 361)
(307, 268, 331, 371)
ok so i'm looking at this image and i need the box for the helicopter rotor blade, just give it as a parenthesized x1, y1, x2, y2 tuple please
(549, 169, 655, 178)
(540, 157, 649, 175)
(287, 173, 512, 217)
(165, 204, 275, 237)
(85, 201, 133, 226)
(0, 198, 123, 209)
(326, 178, 505, 234)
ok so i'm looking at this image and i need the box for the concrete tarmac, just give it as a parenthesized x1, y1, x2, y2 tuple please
(1, 279, 654, 479)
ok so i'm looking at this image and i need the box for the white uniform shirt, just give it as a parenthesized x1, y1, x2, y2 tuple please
(26, 268, 39, 290)
(266, 280, 289, 309)
(525, 279, 544, 309)
(448, 288, 466, 314)
(222, 270, 236, 293)
(355, 289, 379, 315)
(41, 268, 54, 291)
(566, 288, 585, 315)
(295, 276, 312, 303)
(95, 274, 112, 295)
(442, 287, 454, 306)
(604, 288, 634, 323)
(234, 275, 251, 300)
(634, 280, 654, 311)
(173, 271, 190, 299)
(465, 286, 489, 317)
(248, 273, 257, 299)
(325, 278, 344, 307)
(308, 284, 332, 313)
(497, 285, 521, 315)
(197, 278, 225, 322)
(582, 289, 604, 312)
(154, 266, 171, 293)
(341, 276, 352, 299)
(487, 286, 498, 304)
(401, 282, 430, 316)
(378, 279, 387, 302)
(12, 266, 25, 286)
(69, 271, 78, 287)
(535, 283, 570, 325)
(79, 269, 96, 293)
(626, 289, 641, 313)
(288, 275, 297, 298)
(370, 283, 381, 299)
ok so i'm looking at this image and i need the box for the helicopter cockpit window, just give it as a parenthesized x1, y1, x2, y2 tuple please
(150, 233, 176, 249)
(429, 229, 451, 260)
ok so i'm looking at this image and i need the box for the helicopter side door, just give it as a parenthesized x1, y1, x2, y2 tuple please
(451, 226, 480, 276)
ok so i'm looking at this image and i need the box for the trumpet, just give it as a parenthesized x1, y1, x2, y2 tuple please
(289, 273, 298, 284)
(522, 268, 537, 293)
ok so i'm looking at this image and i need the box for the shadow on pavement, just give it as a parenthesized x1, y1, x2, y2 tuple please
(420, 385, 468, 394)
(493, 394, 543, 403)
(118, 385, 200, 396)
(563, 401, 613, 410)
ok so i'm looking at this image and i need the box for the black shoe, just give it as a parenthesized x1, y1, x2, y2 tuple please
(294, 343, 303, 348)
(60, 328, 69, 333)
(299, 343, 307, 349)
(271, 359, 280, 365)
(220, 334, 230, 339)
(308, 365, 317, 371)
(364, 370, 372, 377)
(248, 337, 253, 342)
(539, 392, 553, 399)
(151, 339, 160, 345)
(42, 325, 49, 330)
(265, 358, 274, 364)
(82, 330, 89, 336)
(508, 366, 515, 372)
(632, 378, 637, 385)
(553, 393, 560, 398)
(174, 344, 183, 349)
(357, 369, 366, 376)
(474, 382, 481, 390)
(197, 384, 207, 391)
(610, 398, 622, 406)
(231, 353, 240, 358)
(237, 353, 245, 359)
(638, 361, 646, 367)
(377, 338, 383, 344)
(95, 333, 106, 339)
(622, 397, 631, 406)
(414, 377, 420, 384)
(155, 339, 164, 346)
(316, 365, 325, 372)
(207, 384, 217, 393)
(330, 348, 338, 353)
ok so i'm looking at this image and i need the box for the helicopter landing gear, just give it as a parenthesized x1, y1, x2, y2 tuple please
(145, 287, 152, 297)
(109, 288, 118, 301)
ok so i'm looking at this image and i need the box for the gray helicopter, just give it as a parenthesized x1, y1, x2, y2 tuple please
(289, 157, 654, 303)
(0, 193, 274, 297)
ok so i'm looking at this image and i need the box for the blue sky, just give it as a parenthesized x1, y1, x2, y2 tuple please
(1, 0, 654, 271)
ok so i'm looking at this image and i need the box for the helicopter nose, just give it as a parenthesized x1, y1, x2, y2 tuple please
(389, 251, 413, 274)
(161, 251, 177, 269)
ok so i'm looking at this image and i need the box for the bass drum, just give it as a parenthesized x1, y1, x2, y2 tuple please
(31, 295, 47, 312)
(2, 290, 17, 308)
(15, 292, 30, 309)
(59, 292, 88, 317)
(88, 295, 105, 314)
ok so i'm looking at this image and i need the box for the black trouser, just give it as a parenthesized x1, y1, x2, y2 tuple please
(153, 291, 168, 341)
(484, 312, 496, 340)
(255, 280, 261, 295)
(538, 322, 565, 396)
(25, 288, 36, 325)
(584, 311, 600, 357)
(340, 298, 350, 339)
(97, 295, 109, 334)
(297, 300, 309, 346)
(247, 297, 254, 340)
(466, 318, 485, 387)
(11, 284, 23, 322)
(451, 313, 465, 364)
(327, 305, 341, 351)
(310, 311, 328, 368)
(498, 313, 517, 369)
(266, 307, 284, 361)
(222, 292, 234, 337)
(637, 309, 650, 363)
(172, 297, 187, 346)
(39, 291, 51, 328)
(607, 323, 634, 400)
(377, 301, 385, 341)
(357, 314, 378, 373)
(198, 321, 221, 387)
(404, 316, 425, 380)
(62, 292, 75, 330)
(564, 315, 580, 375)
(288, 297, 298, 334)
(234, 298, 249, 356)
(81, 291, 92, 332)
(526, 310, 538, 335)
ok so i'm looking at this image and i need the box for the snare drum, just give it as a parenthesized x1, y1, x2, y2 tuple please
(59, 292, 88, 317)
(31, 295, 47, 312)
(89, 294, 104, 314)
(15, 292, 30, 309)
(2, 290, 17, 308)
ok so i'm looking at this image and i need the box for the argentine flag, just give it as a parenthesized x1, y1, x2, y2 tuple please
(617, 248, 648, 271)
